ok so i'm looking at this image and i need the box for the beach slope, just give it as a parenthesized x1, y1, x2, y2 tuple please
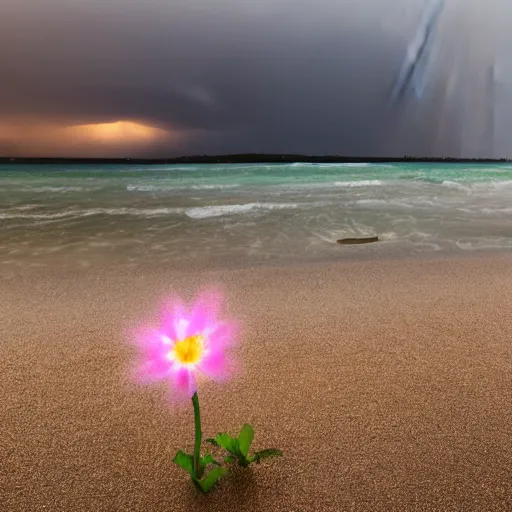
(1, 256, 511, 511)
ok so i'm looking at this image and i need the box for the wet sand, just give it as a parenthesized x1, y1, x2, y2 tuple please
(1, 254, 512, 511)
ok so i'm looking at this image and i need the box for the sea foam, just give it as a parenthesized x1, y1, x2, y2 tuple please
(184, 202, 299, 219)
(334, 180, 383, 188)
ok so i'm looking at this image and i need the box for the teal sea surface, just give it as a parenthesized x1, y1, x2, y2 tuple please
(2, 162, 512, 269)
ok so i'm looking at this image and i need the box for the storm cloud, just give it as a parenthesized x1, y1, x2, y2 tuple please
(1, 0, 511, 157)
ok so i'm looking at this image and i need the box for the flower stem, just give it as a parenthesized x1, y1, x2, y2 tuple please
(192, 391, 203, 479)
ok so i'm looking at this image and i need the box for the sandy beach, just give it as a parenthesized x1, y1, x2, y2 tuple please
(1, 254, 512, 511)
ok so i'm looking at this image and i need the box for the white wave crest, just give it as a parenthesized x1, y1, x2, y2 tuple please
(440, 180, 470, 190)
(185, 202, 298, 219)
(441, 180, 512, 192)
(191, 184, 239, 190)
(12, 204, 43, 211)
(481, 207, 512, 215)
(27, 186, 85, 193)
(289, 162, 372, 168)
(356, 199, 389, 206)
(289, 162, 312, 168)
(127, 183, 238, 192)
(489, 180, 512, 190)
(334, 180, 382, 188)
(0, 207, 184, 220)
(0, 211, 75, 220)
(127, 184, 161, 192)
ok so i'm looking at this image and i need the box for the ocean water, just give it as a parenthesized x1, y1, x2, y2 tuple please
(1, 162, 512, 270)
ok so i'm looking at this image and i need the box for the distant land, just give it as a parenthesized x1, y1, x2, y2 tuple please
(0, 154, 510, 165)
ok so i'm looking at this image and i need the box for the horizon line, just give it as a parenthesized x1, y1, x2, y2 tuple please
(0, 154, 510, 164)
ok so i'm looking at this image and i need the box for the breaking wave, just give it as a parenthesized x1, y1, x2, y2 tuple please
(0, 207, 183, 220)
(22, 186, 86, 193)
(0, 202, 303, 221)
(184, 202, 299, 219)
(126, 183, 239, 192)
(334, 180, 383, 188)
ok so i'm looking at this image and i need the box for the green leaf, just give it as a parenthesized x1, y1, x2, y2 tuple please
(224, 455, 235, 464)
(237, 424, 254, 458)
(253, 448, 283, 463)
(200, 454, 220, 468)
(196, 467, 228, 493)
(205, 437, 220, 447)
(172, 450, 194, 476)
(214, 433, 240, 455)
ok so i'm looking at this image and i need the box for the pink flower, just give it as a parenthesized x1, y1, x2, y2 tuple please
(133, 289, 237, 399)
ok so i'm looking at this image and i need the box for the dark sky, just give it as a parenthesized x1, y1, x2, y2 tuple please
(1, 0, 510, 157)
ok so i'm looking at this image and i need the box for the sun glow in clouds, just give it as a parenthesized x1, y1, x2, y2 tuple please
(0, 119, 181, 157)
(65, 120, 170, 143)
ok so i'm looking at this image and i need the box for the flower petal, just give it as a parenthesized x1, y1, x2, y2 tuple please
(130, 289, 238, 401)
(134, 358, 169, 383)
(175, 318, 190, 341)
(160, 296, 185, 340)
(171, 367, 197, 397)
(131, 327, 172, 382)
(188, 289, 223, 335)
(205, 322, 238, 351)
(197, 351, 231, 381)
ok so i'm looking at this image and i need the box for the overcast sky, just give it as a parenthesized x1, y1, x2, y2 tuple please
(1, 0, 510, 157)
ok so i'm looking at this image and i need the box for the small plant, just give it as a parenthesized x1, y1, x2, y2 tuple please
(207, 424, 282, 467)
(131, 289, 281, 493)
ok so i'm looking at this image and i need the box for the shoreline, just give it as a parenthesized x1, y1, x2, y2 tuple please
(2, 245, 512, 279)
(2, 253, 512, 510)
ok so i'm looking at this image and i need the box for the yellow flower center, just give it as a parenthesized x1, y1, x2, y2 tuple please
(172, 335, 204, 365)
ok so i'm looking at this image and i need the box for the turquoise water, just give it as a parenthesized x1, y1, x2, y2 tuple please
(2, 162, 512, 269)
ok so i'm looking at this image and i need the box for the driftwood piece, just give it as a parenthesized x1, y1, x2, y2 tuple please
(337, 236, 379, 245)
